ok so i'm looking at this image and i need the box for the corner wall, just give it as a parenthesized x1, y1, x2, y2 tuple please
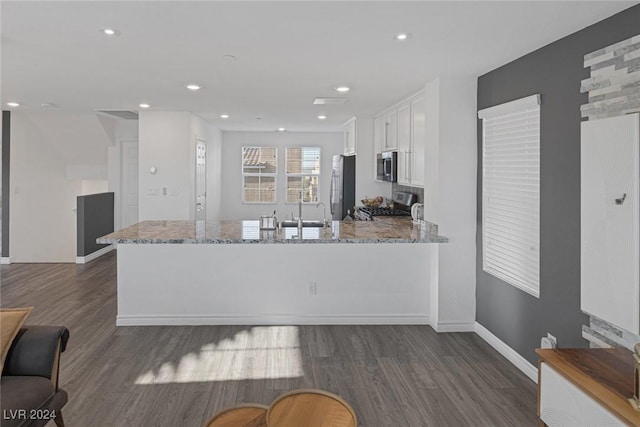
(476, 5, 640, 365)
(424, 76, 478, 331)
(9, 113, 82, 262)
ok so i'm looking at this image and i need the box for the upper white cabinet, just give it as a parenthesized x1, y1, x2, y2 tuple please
(373, 89, 426, 186)
(344, 117, 357, 155)
(581, 113, 640, 334)
(410, 94, 425, 187)
(397, 101, 411, 184)
(396, 94, 425, 186)
(374, 109, 398, 153)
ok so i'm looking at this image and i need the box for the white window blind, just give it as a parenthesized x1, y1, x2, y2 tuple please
(479, 94, 540, 298)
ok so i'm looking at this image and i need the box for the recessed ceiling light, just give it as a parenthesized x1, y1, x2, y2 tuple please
(139, 103, 150, 109)
(222, 55, 236, 62)
(186, 84, 202, 91)
(6, 102, 20, 107)
(277, 127, 286, 132)
(101, 28, 120, 36)
(220, 114, 230, 119)
(41, 102, 59, 108)
(395, 33, 410, 41)
(335, 86, 350, 93)
(317, 115, 327, 120)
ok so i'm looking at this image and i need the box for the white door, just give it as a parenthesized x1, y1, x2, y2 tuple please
(581, 113, 640, 334)
(195, 138, 206, 222)
(121, 141, 139, 229)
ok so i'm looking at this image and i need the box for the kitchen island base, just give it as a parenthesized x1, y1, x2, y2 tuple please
(116, 243, 435, 326)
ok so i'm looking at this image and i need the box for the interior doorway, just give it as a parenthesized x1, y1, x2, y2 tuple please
(120, 140, 139, 229)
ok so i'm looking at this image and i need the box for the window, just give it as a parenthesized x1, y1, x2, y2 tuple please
(242, 147, 277, 203)
(479, 94, 540, 297)
(285, 147, 320, 203)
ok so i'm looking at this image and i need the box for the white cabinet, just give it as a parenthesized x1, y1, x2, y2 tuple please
(581, 113, 640, 334)
(410, 95, 425, 187)
(344, 117, 356, 155)
(397, 101, 411, 184)
(382, 110, 397, 151)
(397, 95, 425, 186)
(540, 363, 625, 427)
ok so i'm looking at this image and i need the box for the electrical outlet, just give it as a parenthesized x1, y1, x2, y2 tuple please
(541, 333, 558, 349)
(547, 333, 557, 348)
(308, 282, 317, 296)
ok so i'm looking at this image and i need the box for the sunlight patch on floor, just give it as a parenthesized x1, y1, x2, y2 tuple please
(135, 326, 303, 384)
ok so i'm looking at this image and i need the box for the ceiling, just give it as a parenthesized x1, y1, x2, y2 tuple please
(1, 1, 637, 131)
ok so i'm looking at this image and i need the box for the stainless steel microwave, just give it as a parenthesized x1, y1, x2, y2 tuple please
(376, 151, 397, 182)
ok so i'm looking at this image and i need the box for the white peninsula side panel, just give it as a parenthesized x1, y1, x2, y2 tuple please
(116, 243, 434, 325)
(581, 113, 640, 334)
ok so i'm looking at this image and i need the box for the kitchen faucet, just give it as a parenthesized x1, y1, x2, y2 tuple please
(316, 202, 327, 228)
(298, 190, 304, 234)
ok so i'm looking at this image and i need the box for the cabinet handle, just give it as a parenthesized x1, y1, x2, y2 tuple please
(405, 150, 410, 181)
(385, 122, 389, 148)
(616, 193, 627, 205)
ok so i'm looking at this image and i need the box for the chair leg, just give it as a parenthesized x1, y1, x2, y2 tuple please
(54, 411, 65, 427)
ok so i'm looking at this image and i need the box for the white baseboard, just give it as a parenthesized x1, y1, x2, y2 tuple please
(0, 257, 11, 265)
(431, 320, 476, 333)
(76, 245, 114, 264)
(116, 314, 431, 326)
(475, 322, 538, 383)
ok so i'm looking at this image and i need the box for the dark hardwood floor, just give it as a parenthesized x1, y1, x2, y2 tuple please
(1, 251, 537, 426)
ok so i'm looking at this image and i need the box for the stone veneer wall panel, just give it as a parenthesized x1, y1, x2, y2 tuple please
(581, 34, 640, 119)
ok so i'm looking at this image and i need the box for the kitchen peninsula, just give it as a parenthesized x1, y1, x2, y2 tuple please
(98, 218, 447, 326)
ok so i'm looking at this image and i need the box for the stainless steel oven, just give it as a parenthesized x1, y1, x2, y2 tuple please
(376, 151, 397, 182)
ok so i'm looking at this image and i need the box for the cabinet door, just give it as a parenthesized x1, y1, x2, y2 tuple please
(397, 102, 411, 185)
(410, 95, 425, 187)
(384, 110, 397, 150)
(373, 116, 384, 180)
(344, 117, 356, 155)
(540, 363, 625, 427)
(581, 113, 640, 334)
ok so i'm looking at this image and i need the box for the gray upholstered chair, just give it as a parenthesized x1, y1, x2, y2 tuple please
(1, 326, 69, 427)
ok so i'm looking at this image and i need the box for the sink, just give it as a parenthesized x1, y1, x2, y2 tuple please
(279, 220, 326, 228)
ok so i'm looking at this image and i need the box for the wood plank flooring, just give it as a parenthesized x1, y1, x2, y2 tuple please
(1, 252, 537, 426)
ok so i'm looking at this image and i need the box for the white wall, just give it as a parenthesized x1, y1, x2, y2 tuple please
(138, 112, 192, 221)
(424, 76, 478, 329)
(220, 131, 343, 221)
(138, 112, 221, 222)
(354, 117, 392, 202)
(9, 113, 82, 262)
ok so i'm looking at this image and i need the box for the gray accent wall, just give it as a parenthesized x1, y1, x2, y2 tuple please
(2, 111, 10, 258)
(476, 5, 640, 365)
(77, 192, 114, 257)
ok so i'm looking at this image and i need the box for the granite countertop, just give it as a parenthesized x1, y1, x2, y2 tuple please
(97, 217, 448, 244)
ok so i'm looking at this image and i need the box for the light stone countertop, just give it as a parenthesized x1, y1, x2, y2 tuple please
(97, 217, 448, 244)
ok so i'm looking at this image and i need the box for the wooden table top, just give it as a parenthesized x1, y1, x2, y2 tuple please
(536, 348, 640, 426)
(266, 389, 357, 427)
(204, 404, 268, 427)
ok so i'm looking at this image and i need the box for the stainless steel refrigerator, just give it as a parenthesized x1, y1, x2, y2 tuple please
(330, 154, 356, 220)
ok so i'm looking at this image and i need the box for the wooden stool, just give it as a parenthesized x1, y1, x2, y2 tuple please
(204, 404, 268, 427)
(266, 389, 357, 427)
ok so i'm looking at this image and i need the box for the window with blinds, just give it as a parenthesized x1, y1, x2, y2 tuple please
(479, 94, 540, 298)
(285, 147, 321, 203)
(242, 147, 277, 203)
